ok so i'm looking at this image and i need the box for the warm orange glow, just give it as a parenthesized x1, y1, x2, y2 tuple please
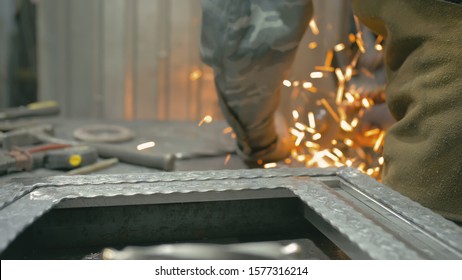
(189, 69, 203, 81)
(282, 17, 387, 180)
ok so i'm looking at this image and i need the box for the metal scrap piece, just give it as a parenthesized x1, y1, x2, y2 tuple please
(102, 242, 302, 260)
(0, 167, 461, 259)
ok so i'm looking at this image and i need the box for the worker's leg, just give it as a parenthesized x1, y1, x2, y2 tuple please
(354, 0, 462, 221)
(200, 0, 313, 163)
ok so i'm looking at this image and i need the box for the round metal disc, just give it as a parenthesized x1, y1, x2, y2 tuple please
(73, 124, 135, 143)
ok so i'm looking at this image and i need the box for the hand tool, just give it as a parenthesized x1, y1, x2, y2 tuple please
(0, 101, 60, 121)
(41, 145, 98, 170)
(0, 144, 98, 175)
(67, 158, 119, 175)
(0, 124, 175, 171)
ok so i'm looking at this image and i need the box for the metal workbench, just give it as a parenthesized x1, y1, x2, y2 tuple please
(0, 119, 461, 260)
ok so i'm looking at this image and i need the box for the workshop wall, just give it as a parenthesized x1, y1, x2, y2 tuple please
(37, 0, 347, 121)
(0, 0, 15, 109)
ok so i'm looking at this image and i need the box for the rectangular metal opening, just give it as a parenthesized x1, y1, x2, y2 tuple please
(0, 197, 349, 260)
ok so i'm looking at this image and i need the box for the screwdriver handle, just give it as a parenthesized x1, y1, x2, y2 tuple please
(35, 132, 176, 171)
(0, 101, 60, 121)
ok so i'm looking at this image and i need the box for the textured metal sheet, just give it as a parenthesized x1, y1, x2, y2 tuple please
(0, 167, 461, 259)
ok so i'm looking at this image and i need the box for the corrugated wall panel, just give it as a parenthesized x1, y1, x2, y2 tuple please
(0, 0, 15, 108)
(38, 0, 70, 116)
(67, 0, 102, 118)
(134, 0, 159, 120)
(37, 0, 346, 121)
(101, 0, 125, 120)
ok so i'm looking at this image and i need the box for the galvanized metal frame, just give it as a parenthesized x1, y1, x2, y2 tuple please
(0, 167, 461, 259)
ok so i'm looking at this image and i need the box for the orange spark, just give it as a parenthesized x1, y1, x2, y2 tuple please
(137, 141, 155, 151)
(375, 44, 383, 51)
(340, 120, 353, 132)
(223, 127, 233, 134)
(310, 72, 324, 79)
(334, 43, 346, 52)
(364, 128, 381, 137)
(292, 110, 299, 120)
(373, 131, 385, 152)
(314, 66, 335, 72)
(308, 42, 318, 49)
(312, 133, 322, 141)
(344, 138, 354, 147)
(308, 112, 316, 129)
(305, 141, 321, 149)
(378, 156, 384, 165)
(320, 98, 340, 122)
(302, 82, 313, 89)
(309, 19, 320, 35)
(224, 154, 231, 165)
(264, 162, 277, 169)
(189, 69, 202, 81)
(362, 98, 371, 109)
(324, 51, 334, 67)
(198, 115, 213, 126)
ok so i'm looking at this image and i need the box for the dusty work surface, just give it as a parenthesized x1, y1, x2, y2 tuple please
(0, 118, 347, 260)
(0, 118, 247, 183)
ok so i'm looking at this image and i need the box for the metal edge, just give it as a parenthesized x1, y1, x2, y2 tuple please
(288, 179, 421, 259)
(337, 167, 462, 254)
(0, 167, 337, 210)
(0, 167, 461, 259)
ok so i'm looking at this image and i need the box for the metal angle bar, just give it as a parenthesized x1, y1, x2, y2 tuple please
(0, 167, 338, 209)
(0, 167, 461, 259)
(337, 168, 462, 257)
